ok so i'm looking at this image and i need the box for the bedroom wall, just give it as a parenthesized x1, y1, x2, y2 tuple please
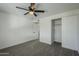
(0, 12, 34, 49)
(62, 15, 78, 50)
(77, 16, 79, 53)
(39, 9, 79, 51)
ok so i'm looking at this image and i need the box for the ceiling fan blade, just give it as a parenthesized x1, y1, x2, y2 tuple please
(24, 12, 29, 15)
(35, 10, 45, 13)
(16, 6, 29, 11)
(34, 13, 37, 17)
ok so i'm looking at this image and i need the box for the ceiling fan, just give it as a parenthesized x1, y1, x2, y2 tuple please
(16, 3, 45, 17)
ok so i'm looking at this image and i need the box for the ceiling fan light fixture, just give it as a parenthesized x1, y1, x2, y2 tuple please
(16, 3, 45, 17)
(29, 11, 34, 15)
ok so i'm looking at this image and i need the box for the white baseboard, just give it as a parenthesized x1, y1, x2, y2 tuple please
(40, 40, 52, 45)
(0, 38, 35, 50)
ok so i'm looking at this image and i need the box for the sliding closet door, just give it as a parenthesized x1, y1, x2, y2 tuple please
(62, 15, 78, 51)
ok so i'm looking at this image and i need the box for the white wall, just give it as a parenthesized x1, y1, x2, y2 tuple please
(0, 12, 34, 49)
(77, 16, 79, 53)
(39, 9, 79, 51)
(62, 15, 78, 50)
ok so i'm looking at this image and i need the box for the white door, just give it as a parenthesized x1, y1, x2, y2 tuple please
(32, 22, 39, 39)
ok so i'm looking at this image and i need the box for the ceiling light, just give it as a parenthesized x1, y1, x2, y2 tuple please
(29, 11, 34, 15)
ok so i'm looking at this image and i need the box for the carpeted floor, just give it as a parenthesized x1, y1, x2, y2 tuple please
(0, 40, 79, 56)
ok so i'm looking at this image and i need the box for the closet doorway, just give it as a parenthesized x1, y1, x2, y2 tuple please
(51, 18, 62, 44)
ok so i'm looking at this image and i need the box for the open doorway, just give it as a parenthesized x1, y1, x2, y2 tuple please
(51, 18, 62, 45)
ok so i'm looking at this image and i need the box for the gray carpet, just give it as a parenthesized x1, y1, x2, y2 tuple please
(0, 40, 79, 56)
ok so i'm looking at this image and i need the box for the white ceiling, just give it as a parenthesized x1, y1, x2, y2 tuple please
(0, 3, 79, 18)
